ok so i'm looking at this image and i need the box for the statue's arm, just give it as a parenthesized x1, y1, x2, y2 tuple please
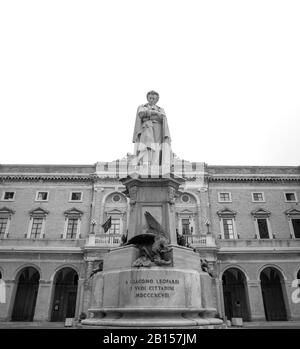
(137, 105, 150, 118)
(138, 110, 146, 117)
(159, 107, 166, 116)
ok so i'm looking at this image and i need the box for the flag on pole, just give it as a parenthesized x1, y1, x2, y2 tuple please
(101, 216, 112, 233)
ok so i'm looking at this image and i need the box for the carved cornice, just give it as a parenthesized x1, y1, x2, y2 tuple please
(208, 175, 300, 183)
(64, 207, 84, 217)
(29, 207, 49, 217)
(0, 207, 15, 215)
(251, 208, 271, 217)
(217, 208, 237, 218)
(285, 208, 300, 217)
(0, 174, 92, 182)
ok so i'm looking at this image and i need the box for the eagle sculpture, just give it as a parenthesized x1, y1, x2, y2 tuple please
(126, 211, 172, 267)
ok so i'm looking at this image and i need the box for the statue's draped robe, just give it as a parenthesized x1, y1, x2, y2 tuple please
(133, 103, 171, 168)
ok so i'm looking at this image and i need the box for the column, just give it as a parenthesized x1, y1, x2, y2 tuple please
(0, 279, 15, 321)
(215, 278, 225, 320)
(81, 261, 94, 315)
(34, 280, 52, 321)
(196, 203, 202, 234)
(246, 280, 265, 321)
(75, 277, 85, 320)
(281, 280, 292, 320)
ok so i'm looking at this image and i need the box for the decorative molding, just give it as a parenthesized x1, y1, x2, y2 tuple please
(285, 208, 300, 217)
(208, 175, 300, 183)
(0, 207, 15, 216)
(251, 208, 271, 218)
(64, 207, 84, 217)
(217, 208, 237, 218)
(0, 174, 92, 182)
(29, 207, 49, 217)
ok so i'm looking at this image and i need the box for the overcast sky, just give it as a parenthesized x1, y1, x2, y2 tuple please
(1, 0, 299, 166)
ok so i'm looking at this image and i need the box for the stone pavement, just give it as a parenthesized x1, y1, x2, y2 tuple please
(242, 321, 300, 329)
(0, 321, 68, 329)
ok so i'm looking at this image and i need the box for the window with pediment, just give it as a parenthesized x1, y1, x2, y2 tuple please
(103, 192, 127, 238)
(176, 193, 197, 237)
(176, 210, 196, 237)
(63, 208, 83, 239)
(285, 209, 300, 239)
(27, 208, 49, 239)
(251, 208, 272, 239)
(0, 207, 14, 238)
(217, 208, 237, 239)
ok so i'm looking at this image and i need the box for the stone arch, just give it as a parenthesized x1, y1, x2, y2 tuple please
(50, 264, 81, 282)
(221, 267, 251, 321)
(259, 266, 288, 321)
(176, 191, 200, 238)
(101, 191, 128, 206)
(176, 190, 199, 205)
(50, 267, 79, 322)
(11, 266, 40, 321)
(220, 265, 250, 282)
(102, 191, 128, 237)
(13, 263, 43, 281)
(256, 264, 287, 282)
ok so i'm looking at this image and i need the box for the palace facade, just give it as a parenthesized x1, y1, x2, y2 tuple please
(0, 160, 299, 323)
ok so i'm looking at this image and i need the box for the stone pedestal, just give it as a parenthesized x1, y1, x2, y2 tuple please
(82, 175, 223, 328)
(122, 176, 184, 244)
(82, 246, 222, 328)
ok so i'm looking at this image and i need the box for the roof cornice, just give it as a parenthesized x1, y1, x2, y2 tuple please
(0, 173, 92, 182)
(208, 175, 300, 182)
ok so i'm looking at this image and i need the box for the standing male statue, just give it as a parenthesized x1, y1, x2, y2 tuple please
(133, 91, 172, 169)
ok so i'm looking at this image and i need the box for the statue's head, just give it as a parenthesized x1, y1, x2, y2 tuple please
(146, 90, 159, 105)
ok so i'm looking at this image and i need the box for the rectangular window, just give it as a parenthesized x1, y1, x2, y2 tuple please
(66, 218, 78, 239)
(285, 193, 297, 202)
(0, 217, 8, 238)
(182, 218, 190, 235)
(252, 192, 264, 202)
(218, 192, 231, 202)
(31, 218, 43, 238)
(257, 218, 269, 239)
(109, 218, 120, 235)
(36, 191, 48, 201)
(292, 219, 300, 238)
(70, 192, 82, 201)
(3, 192, 15, 201)
(223, 219, 235, 239)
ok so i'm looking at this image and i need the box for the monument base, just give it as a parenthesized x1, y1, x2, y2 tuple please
(82, 310, 223, 328)
(82, 264, 223, 328)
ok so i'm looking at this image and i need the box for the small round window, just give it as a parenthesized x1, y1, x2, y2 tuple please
(112, 194, 121, 203)
(181, 194, 190, 203)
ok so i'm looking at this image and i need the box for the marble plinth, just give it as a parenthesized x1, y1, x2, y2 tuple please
(82, 174, 223, 328)
(82, 265, 222, 328)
